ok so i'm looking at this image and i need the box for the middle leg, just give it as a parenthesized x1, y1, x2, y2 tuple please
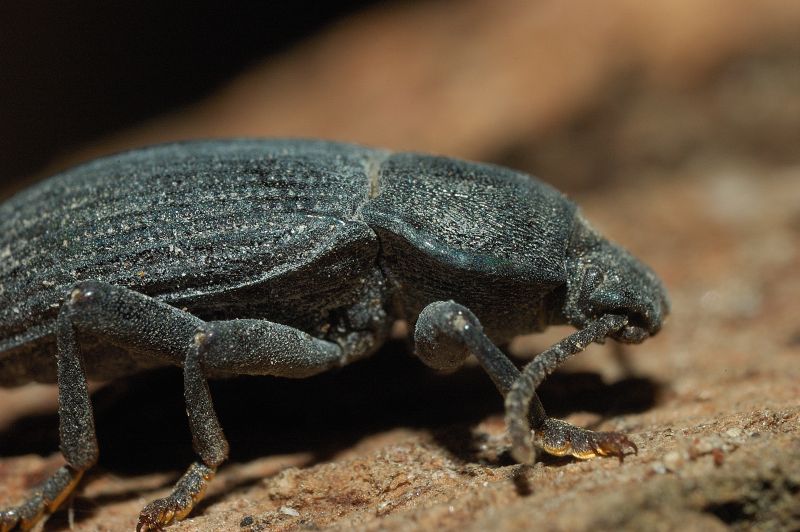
(138, 317, 358, 530)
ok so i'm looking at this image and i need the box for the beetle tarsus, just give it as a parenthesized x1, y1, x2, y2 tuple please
(534, 418, 637, 461)
(0, 465, 83, 531)
(137, 463, 215, 532)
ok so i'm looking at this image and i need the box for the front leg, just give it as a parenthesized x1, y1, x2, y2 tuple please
(414, 301, 636, 463)
(505, 313, 635, 464)
(414, 301, 546, 424)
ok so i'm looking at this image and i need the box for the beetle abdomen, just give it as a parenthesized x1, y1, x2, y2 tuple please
(0, 140, 385, 358)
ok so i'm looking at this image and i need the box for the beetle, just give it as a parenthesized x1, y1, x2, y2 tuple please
(0, 139, 668, 531)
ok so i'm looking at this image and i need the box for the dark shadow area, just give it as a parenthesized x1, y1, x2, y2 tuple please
(539, 371, 661, 419)
(0, 341, 662, 475)
(703, 501, 750, 525)
(511, 466, 534, 497)
(0, 1, 381, 188)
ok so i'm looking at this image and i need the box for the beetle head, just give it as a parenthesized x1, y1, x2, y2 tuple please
(562, 215, 669, 343)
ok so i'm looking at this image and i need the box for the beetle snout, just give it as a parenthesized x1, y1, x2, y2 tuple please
(590, 300, 656, 343)
(611, 304, 662, 343)
(587, 276, 668, 343)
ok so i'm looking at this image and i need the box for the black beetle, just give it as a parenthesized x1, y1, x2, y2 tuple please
(0, 139, 668, 530)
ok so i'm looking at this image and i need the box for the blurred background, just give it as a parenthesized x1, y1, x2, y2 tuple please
(2, 0, 798, 197)
(1, 1, 799, 530)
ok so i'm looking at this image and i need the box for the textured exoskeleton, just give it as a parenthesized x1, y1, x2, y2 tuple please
(0, 140, 668, 530)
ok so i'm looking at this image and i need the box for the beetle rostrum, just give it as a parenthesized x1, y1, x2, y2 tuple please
(0, 139, 668, 531)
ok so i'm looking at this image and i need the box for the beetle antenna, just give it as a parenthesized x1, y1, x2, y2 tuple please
(505, 314, 628, 464)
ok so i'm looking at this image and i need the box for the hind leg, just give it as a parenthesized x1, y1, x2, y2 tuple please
(1, 289, 107, 531)
(1, 281, 202, 531)
(1, 280, 358, 531)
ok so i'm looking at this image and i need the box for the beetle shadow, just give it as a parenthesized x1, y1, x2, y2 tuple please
(428, 367, 662, 468)
(0, 340, 662, 524)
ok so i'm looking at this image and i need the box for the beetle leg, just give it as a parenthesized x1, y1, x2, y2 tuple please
(137, 319, 345, 531)
(136, 337, 226, 532)
(413, 302, 637, 465)
(0, 467, 83, 532)
(52, 280, 231, 531)
(0, 290, 109, 531)
(2, 280, 206, 531)
(530, 417, 637, 461)
(413, 301, 547, 431)
(188, 319, 345, 379)
(56, 280, 228, 532)
(0, 279, 351, 530)
(505, 314, 636, 464)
